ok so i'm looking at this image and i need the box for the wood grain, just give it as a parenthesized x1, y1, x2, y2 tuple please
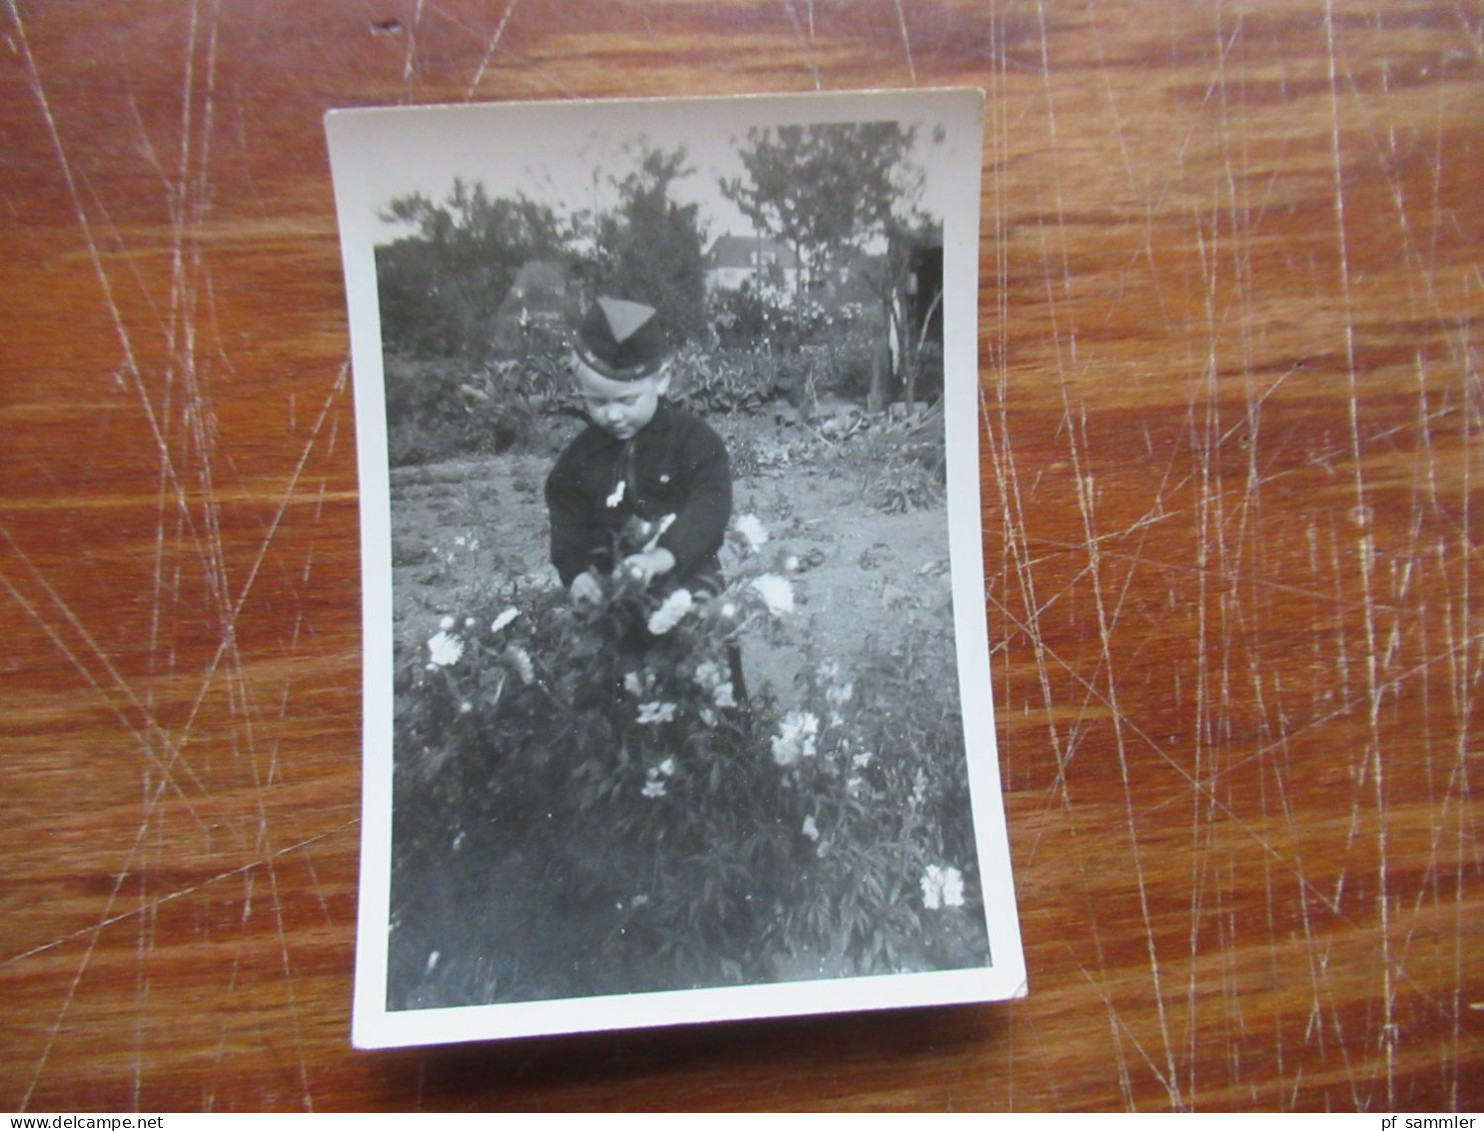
(2, 0, 1479, 1112)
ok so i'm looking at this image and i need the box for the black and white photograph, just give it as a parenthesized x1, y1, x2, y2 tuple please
(327, 89, 1024, 1049)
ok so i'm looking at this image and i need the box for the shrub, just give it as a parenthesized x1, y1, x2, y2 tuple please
(707, 285, 874, 360)
(383, 353, 559, 466)
(668, 345, 786, 413)
(864, 439, 946, 514)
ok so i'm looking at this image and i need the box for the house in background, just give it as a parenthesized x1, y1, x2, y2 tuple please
(704, 234, 800, 298)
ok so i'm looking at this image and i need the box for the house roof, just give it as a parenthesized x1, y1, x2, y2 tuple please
(510, 259, 569, 294)
(705, 234, 799, 271)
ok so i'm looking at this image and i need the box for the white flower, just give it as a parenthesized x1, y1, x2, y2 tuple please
(846, 775, 864, 795)
(720, 601, 738, 619)
(801, 815, 820, 842)
(426, 630, 464, 667)
(750, 573, 795, 616)
(507, 645, 534, 685)
(657, 757, 676, 777)
(921, 865, 966, 910)
(693, 660, 725, 690)
(733, 513, 769, 551)
(439, 615, 456, 631)
(605, 478, 626, 508)
(713, 681, 737, 709)
(825, 681, 854, 705)
(641, 779, 667, 799)
(647, 588, 694, 635)
(623, 671, 646, 697)
(490, 607, 519, 634)
(458, 700, 473, 714)
(770, 709, 819, 766)
(464, 616, 477, 628)
(852, 751, 874, 769)
(637, 700, 677, 725)
(783, 555, 800, 573)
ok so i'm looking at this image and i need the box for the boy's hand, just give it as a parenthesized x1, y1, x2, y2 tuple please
(569, 570, 604, 605)
(622, 548, 676, 585)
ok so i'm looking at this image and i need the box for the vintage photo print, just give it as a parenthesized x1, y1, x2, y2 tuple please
(327, 89, 1024, 1049)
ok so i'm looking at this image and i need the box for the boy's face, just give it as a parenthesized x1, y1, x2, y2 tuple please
(572, 355, 671, 441)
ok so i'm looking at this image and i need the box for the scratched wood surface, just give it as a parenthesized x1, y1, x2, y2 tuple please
(2, 0, 1480, 1113)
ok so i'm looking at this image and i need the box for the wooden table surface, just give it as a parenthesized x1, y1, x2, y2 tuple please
(3, 0, 1480, 1113)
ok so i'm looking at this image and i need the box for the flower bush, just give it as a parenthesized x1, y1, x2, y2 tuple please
(384, 355, 551, 466)
(390, 512, 987, 1002)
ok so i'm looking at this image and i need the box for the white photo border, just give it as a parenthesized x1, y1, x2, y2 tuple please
(325, 88, 1025, 1051)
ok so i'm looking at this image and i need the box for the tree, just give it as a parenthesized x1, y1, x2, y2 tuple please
(376, 179, 562, 358)
(722, 122, 917, 299)
(722, 121, 943, 408)
(867, 215, 944, 410)
(585, 145, 709, 345)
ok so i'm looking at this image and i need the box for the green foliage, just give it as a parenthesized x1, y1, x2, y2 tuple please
(843, 407, 948, 513)
(664, 340, 871, 417)
(700, 286, 880, 410)
(377, 180, 563, 359)
(581, 144, 710, 345)
(722, 122, 946, 409)
(763, 626, 984, 973)
(868, 219, 945, 408)
(722, 122, 919, 295)
(390, 515, 986, 1001)
(384, 355, 550, 466)
(376, 147, 710, 365)
(707, 282, 866, 352)
(667, 344, 787, 414)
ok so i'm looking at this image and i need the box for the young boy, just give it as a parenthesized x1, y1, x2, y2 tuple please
(545, 296, 732, 604)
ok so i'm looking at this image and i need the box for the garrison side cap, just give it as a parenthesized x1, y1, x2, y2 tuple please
(573, 296, 671, 381)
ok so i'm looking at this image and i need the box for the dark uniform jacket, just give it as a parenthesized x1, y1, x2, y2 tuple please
(545, 401, 732, 593)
